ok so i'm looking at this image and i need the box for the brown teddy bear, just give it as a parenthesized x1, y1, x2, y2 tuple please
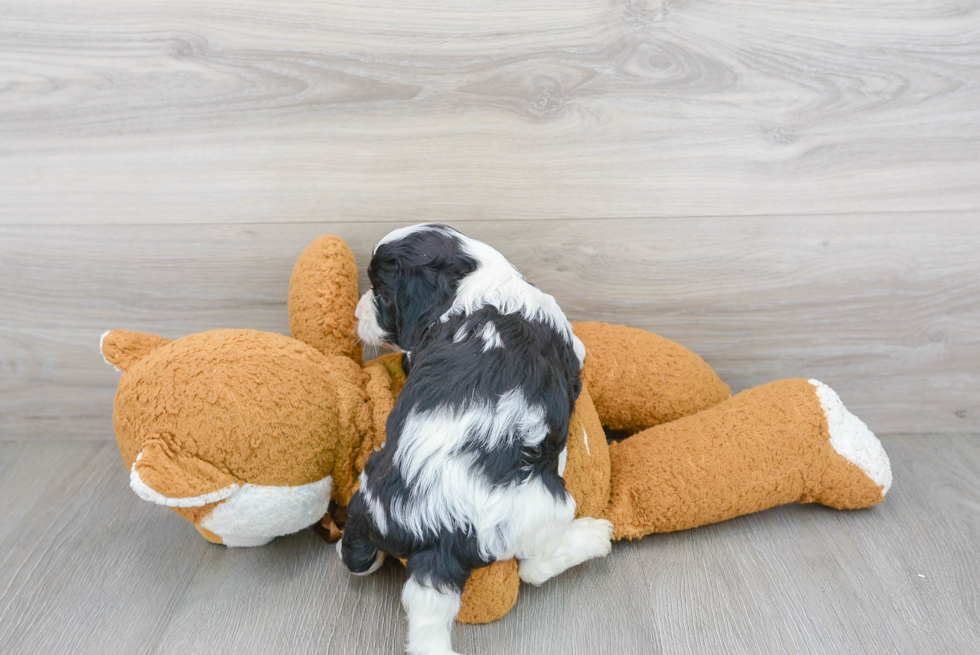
(100, 235, 891, 624)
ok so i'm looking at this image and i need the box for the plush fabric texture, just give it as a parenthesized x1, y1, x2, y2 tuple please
(457, 560, 520, 624)
(573, 321, 731, 433)
(346, 353, 407, 503)
(174, 504, 222, 528)
(288, 235, 363, 363)
(199, 475, 335, 548)
(111, 329, 342, 493)
(602, 378, 887, 540)
(101, 329, 171, 373)
(561, 383, 611, 520)
(103, 234, 891, 626)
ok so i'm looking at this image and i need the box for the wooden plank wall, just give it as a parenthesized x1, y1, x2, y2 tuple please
(1, 0, 978, 439)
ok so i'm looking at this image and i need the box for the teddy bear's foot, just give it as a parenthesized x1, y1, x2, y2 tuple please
(808, 379, 892, 508)
(517, 517, 614, 586)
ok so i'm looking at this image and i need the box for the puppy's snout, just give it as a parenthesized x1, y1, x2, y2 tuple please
(355, 289, 372, 320)
(356, 289, 389, 347)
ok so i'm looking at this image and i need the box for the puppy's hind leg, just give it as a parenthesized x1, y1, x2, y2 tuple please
(518, 517, 614, 586)
(338, 496, 385, 576)
(402, 549, 470, 655)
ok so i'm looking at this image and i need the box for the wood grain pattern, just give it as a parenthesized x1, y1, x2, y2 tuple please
(0, 436, 977, 654)
(1, 0, 978, 224)
(836, 434, 980, 653)
(1, 216, 976, 440)
(0, 1, 976, 650)
(0, 441, 211, 655)
(151, 532, 408, 655)
(635, 434, 980, 655)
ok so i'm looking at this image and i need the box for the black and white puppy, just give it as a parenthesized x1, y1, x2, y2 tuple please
(340, 224, 613, 655)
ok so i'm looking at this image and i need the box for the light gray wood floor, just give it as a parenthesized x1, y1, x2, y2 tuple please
(0, 435, 977, 655)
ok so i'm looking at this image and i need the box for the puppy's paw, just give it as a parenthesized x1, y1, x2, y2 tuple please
(554, 517, 614, 568)
(518, 558, 558, 586)
(518, 517, 615, 585)
(336, 537, 386, 576)
(355, 549, 386, 577)
(573, 517, 615, 558)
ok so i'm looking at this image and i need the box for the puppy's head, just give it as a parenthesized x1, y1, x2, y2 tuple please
(357, 224, 477, 353)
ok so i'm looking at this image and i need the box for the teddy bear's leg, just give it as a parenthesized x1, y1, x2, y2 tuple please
(572, 321, 731, 434)
(456, 560, 520, 625)
(602, 379, 892, 540)
(289, 235, 363, 363)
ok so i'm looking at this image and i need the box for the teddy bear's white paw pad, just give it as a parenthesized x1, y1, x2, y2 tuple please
(810, 379, 892, 495)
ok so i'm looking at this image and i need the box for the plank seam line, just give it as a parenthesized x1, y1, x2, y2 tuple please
(1, 207, 977, 228)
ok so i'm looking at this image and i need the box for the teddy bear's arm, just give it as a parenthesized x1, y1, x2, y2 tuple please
(572, 321, 730, 435)
(289, 235, 362, 363)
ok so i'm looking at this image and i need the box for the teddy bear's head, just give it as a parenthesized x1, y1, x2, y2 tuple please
(98, 235, 372, 546)
(102, 328, 344, 546)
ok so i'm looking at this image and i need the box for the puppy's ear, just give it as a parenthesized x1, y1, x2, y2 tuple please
(374, 226, 477, 351)
(394, 268, 454, 351)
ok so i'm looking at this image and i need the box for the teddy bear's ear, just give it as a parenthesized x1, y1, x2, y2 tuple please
(288, 235, 362, 363)
(100, 329, 171, 372)
(130, 438, 241, 507)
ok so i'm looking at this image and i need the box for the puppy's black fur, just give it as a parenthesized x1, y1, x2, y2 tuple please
(365, 227, 477, 373)
(342, 225, 581, 597)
